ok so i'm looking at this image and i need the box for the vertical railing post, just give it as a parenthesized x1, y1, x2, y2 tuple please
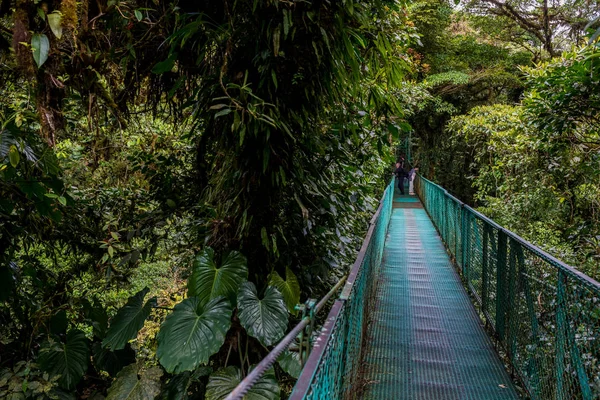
(465, 212, 472, 277)
(443, 196, 448, 242)
(555, 271, 567, 400)
(461, 208, 467, 273)
(455, 204, 460, 261)
(297, 299, 317, 366)
(458, 204, 464, 267)
(506, 239, 520, 361)
(495, 230, 508, 341)
(482, 224, 490, 314)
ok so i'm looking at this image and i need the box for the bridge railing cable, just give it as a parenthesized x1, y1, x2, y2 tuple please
(224, 179, 395, 400)
(416, 174, 600, 400)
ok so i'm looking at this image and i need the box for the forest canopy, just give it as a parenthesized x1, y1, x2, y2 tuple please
(0, 0, 599, 398)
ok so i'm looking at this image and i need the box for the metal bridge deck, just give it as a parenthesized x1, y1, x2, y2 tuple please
(358, 192, 520, 399)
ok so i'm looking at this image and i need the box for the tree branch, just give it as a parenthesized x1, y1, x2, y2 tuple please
(481, 0, 547, 45)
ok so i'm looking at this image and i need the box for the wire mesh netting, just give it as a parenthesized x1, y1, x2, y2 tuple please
(416, 175, 600, 400)
(290, 179, 394, 399)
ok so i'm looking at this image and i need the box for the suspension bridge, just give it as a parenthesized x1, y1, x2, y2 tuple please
(227, 175, 600, 400)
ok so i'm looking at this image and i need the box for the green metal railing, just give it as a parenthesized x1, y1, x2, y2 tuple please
(416, 175, 600, 400)
(289, 178, 395, 399)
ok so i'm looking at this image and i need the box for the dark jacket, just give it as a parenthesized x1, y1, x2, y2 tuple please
(394, 167, 408, 179)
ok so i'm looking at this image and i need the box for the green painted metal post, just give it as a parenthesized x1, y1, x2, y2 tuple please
(567, 324, 592, 400)
(556, 271, 567, 400)
(495, 231, 508, 341)
(482, 225, 490, 313)
(516, 246, 541, 398)
(444, 197, 449, 244)
(506, 240, 520, 361)
(461, 209, 467, 273)
(465, 213, 472, 279)
(456, 205, 462, 261)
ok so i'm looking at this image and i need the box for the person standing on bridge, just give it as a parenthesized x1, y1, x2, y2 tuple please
(408, 166, 418, 195)
(394, 162, 408, 195)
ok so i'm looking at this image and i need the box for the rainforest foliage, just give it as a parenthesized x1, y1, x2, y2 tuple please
(407, 0, 600, 280)
(0, 0, 599, 398)
(1, 0, 413, 398)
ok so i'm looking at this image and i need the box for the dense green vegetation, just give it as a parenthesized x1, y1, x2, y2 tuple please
(0, 0, 412, 398)
(0, 0, 598, 398)
(408, 0, 600, 279)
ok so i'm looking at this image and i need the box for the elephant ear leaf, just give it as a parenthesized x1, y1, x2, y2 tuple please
(106, 364, 163, 400)
(205, 366, 279, 400)
(157, 296, 232, 374)
(277, 349, 302, 379)
(103, 287, 156, 350)
(268, 267, 300, 313)
(188, 248, 248, 307)
(237, 282, 288, 347)
(39, 330, 89, 390)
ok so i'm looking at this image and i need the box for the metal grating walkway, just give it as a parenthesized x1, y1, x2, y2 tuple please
(358, 192, 520, 400)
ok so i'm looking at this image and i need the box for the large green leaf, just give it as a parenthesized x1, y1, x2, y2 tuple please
(277, 350, 302, 379)
(268, 267, 301, 313)
(38, 330, 89, 390)
(31, 33, 50, 68)
(157, 296, 232, 373)
(106, 364, 163, 400)
(205, 366, 279, 400)
(103, 288, 156, 350)
(187, 248, 248, 307)
(237, 283, 288, 347)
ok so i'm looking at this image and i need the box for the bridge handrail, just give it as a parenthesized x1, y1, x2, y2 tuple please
(416, 174, 600, 400)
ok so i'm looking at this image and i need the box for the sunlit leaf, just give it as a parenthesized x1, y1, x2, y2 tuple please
(268, 267, 300, 313)
(8, 145, 19, 167)
(47, 12, 63, 39)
